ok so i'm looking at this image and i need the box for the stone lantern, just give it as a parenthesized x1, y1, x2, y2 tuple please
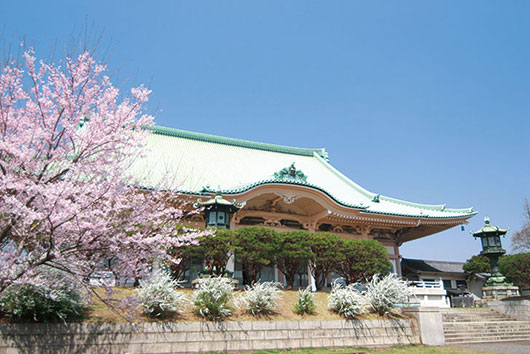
(472, 217, 519, 300)
(194, 192, 242, 229)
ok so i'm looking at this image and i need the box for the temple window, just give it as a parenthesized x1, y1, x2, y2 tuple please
(239, 216, 266, 225)
(342, 225, 357, 234)
(280, 219, 304, 229)
(318, 223, 332, 231)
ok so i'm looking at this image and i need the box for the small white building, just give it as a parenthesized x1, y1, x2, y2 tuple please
(401, 258, 486, 306)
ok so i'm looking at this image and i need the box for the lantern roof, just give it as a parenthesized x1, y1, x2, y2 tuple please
(472, 217, 508, 236)
(128, 125, 476, 220)
(193, 193, 243, 210)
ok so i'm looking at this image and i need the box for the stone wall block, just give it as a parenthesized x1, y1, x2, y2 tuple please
(287, 329, 304, 339)
(252, 339, 276, 350)
(400, 307, 444, 346)
(124, 343, 143, 353)
(284, 338, 302, 349)
(225, 321, 252, 331)
(299, 320, 321, 329)
(265, 329, 289, 339)
(320, 320, 344, 329)
(275, 321, 300, 330)
(142, 342, 172, 353)
(185, 331, 214, 342)
(251, 321, 276, 330)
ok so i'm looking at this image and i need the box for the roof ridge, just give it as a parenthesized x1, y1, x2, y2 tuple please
(312, 152, 373, 199)
(380, 195, 474, 214)
(146, 125, 329, 159)
(403, 258, 465, 264)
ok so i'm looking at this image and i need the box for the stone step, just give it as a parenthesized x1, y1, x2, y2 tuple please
(442, 321, 530, 328)
(440, 309, 530, 344)
(444, 328, 530, 335)
(445, 329, 530, 337)
(443, 314, 512, 318)
(443, 314, 513, 319)
(445, 334, 530, 344)
(443, 318, 514, 322)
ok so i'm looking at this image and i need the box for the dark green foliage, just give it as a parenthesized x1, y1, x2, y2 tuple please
(308, 232, 342, 290)
(499, 253, 530, 288)
(167, 242, 197, 281)
(234, 226, 280, 285)
(463, 255, 491, 280)
(275, 230, 312, 289)
(196, 228, 234, 276)
(0, 281, 86, 323)
(336, 239, 391, 284)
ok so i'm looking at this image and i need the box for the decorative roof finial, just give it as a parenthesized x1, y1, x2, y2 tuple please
(273, 162, 308, 182)
(484, 216, 490, 225)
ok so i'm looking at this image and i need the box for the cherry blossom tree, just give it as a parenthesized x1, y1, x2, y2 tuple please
(0, 49, 201, 295)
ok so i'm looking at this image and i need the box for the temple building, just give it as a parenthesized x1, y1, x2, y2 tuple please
(130, 126, 476, 287)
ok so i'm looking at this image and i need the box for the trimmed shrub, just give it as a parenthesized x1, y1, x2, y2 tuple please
(293, 286, 316, 315)
(0, 269, 86, 323)
(336, 239, 392, 284)
(365, 274, 410, 315)
(136, 269, 186, 317)
(241, 282, 282, 315)
(275, 230, 312, 289)
(234, 226, 280, 285)
(196, 228, 234, 277)
(328, 281, 366, 318)
(499, 253, 530, 288)
(192, 277, 234, 320)
(309, 232, 342, 290)
(463, 255, 490, 280)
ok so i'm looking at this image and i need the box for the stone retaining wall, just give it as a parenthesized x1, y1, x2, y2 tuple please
(0, 319, 419, 353)
(488, 298, 530, 321)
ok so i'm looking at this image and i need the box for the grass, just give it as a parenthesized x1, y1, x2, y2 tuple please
(86, 288, 406, 323)
(215, 345, 489, 354)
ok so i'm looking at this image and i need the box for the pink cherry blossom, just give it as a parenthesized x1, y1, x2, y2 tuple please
(0, 49, 205, 294)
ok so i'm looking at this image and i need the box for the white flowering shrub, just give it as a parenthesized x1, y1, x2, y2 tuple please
(241, 282, 282, 315)
(365, 274, 411, 315)
(192, 276, 234, 320)
(0, 267, 86, 323)
(328, 281, 367, 318)
(293, 286, 316, 315)
(136, 269, 186, 317)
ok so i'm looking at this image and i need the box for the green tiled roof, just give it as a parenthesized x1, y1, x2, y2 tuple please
(401, 258, 465, 274)
(472, 217, 508, 236)
(128, 126, 476, 219)
(147, 126, 329, 161)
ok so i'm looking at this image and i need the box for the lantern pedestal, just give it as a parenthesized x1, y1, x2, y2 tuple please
(481, 285, 520, 300)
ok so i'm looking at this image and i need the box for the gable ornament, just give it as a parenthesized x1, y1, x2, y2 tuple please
(273, 162, 308, 182)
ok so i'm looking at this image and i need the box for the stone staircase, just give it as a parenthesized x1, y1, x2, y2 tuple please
(442, 308, 530, 344)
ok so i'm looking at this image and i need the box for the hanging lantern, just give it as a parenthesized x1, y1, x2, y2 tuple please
(194, 192, 242, 229)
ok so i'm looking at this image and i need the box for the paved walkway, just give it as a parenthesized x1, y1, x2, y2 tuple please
(449, 340, 530, 354)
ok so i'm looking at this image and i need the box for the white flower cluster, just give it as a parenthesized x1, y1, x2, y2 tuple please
(328, 282, 367, 318)
(329, 274, 410, 318)
(192, 276, 234, 319)
(241, 282, 282, 315)
(136, 269, 186, 317)
(294, 286, 316, 315)
(365, 274, 411, 315)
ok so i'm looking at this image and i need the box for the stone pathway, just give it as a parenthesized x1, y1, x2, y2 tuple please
(449, 340, 530, 354)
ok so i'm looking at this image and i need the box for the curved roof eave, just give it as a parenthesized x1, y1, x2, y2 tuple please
(147, 180, 476, 220)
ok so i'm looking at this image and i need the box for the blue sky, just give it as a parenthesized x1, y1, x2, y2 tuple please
(2, 1, 529, 261)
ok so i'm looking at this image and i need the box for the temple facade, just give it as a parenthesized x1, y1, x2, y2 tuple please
(130, 126, 476, 287)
